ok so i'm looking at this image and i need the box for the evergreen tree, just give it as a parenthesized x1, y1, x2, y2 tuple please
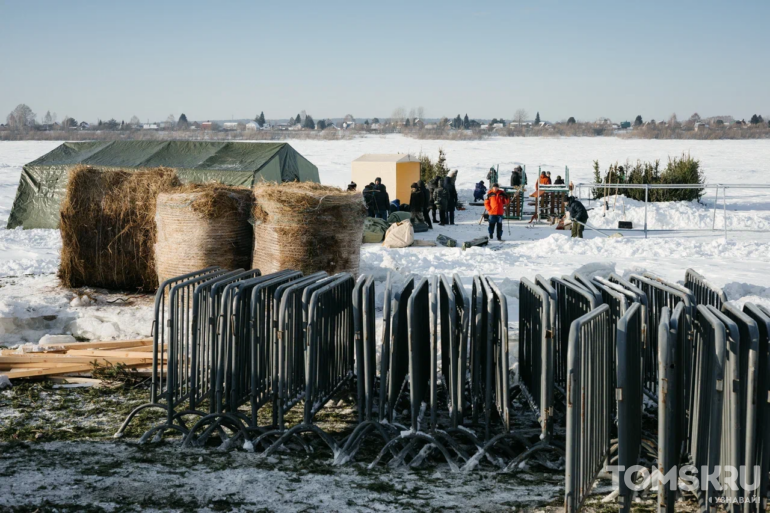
(634, 115, 643, 126)
(567, 116, 576, 125)
(365, 119, 370, 127)
(535, 112, 541, 124)
(303, 115, 315, 129)
(463, 114, 470, 129)
(372, 117, 380, 124)
(405, 118, 411, 127)
(295, 114, 301, 125)
(258, 112, 265, 126)
(177, 113, 189, 130)
(317, 119, 326, 130)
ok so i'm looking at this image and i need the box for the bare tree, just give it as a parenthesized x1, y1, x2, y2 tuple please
(668, 113, 678, 126)
(391, 107, 405, 124)
(408, 108, 416, 121)
(129, 115, 140, 126)
(6, 104, 36, 131)
(166, 114, 175, 128)
(52, 112, 57, 123)
(416, 106, 424, 121)
(513, 109, 528, 126)
(43, 111, 53, 124)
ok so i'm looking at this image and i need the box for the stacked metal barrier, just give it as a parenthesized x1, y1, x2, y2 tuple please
(685, 268, 728, 310)
(630, 274, 695, 400)
(116, 266, 232, 440)
(551, 277, 600, 401)
(743, 303, 770, 512)
(657, 303, 685, 513)
(615, 303, 644, 512)
(114, 265, 770, 512)
(564, 304, 613, 513)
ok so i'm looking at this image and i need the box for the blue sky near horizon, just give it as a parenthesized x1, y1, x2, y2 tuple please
(0, 0, 768, 124)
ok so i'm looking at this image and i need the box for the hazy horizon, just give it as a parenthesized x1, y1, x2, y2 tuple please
(1, 0, 768, 124)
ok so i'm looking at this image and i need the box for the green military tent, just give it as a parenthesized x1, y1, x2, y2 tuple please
(7, 140, 320, 229)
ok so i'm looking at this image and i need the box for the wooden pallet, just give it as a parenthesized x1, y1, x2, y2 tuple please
(0, 338, 155, 382)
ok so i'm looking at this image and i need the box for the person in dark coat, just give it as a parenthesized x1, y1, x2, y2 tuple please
(347, 181, 357, 191)
(418, 180, 433, 229)
(428, 177, 440, 223)
(433, 180, 449, 225)
(511, 166, 522, 187)
(444, 174, 458, 225)
(564, 196, 588, 238)
(473, 181, 487, 202)
(389, 199, 400, 215)
(372, 183, 390, 220)
(362, 183, 375, 217)
(554, 175, 565, 185)
(409, 183, 426, 225)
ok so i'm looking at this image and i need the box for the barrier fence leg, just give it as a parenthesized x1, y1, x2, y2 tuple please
(644, 185, 650, 239)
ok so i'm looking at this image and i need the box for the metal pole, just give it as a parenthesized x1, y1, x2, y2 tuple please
(723, 186, 728, 240)
(712, 185, 719, 231)
(644, 184, 650, 239)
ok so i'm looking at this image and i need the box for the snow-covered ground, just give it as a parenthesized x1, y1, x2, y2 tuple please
(2, 136, 770, 344)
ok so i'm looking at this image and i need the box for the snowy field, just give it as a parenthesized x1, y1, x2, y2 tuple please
(2, 136, 770, 344)
(1, 136, 769, 511)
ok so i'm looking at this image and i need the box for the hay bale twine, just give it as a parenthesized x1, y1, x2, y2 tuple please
(59, 166, 180, 291)
(155, 185, 254, 285)
(252, 182, 366, 276)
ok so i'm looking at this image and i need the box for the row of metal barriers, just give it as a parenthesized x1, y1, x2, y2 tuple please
(115, 266, 769, 512)
(538, 269, 769, 513)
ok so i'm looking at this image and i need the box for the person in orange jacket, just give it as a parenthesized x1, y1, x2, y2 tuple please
(484, 183, 510, 241)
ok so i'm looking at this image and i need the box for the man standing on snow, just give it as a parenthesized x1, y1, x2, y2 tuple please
(484, 183, 509, 241)
(444, 171, 459, 225)
(564, 196, 588, 238)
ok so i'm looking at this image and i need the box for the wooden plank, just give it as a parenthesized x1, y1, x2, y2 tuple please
(66, 349, 166, 359)
(55, 338, 153, 350)
(1, 365, 96, 379)
(1, 359, 151, 368)
(0, 355, 153, 364)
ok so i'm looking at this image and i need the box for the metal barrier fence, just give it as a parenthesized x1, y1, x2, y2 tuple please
(721, 303, 761, 511)
(564, 304, 612, 513)
(685, 305, 727, 511)
(115, 266, 229, 440)
(743, 303, 770, 512)
(551, 277, 600, 401)
(517, 278, 554, 441)
(615, 303, 644, 512)
(685, 268, 728, 310)
(657, 303, 685, 513)
(629, 274, 695, 400)
(263, 273, 356, 455)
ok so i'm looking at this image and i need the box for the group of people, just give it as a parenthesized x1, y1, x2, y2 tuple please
(409, 171, 459, 227)
(362, 172, 459, 229)
(362, 179, 392, 220)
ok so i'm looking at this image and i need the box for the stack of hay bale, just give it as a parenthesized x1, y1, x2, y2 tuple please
(59, 166, 179, 291)
(59, 170, 365, 292)
(252, 182, 366, 276)
(154, 185, 253, 285)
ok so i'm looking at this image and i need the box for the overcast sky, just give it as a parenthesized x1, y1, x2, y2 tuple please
(1, 0, 768, 124)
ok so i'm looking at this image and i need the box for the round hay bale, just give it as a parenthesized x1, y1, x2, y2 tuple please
(59, 166, 180, 291)
(155, 185, 254, 285)
(252, 182, 366, 276)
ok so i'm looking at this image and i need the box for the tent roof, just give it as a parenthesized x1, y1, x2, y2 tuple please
(26, 140, 304, 172)
(8, 140, 319, 230)
(352, 153, 419, 163)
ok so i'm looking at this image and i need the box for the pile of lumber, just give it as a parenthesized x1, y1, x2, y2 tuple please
(0, 338, 156, 382)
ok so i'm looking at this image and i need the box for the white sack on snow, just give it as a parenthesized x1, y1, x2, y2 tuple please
(382, 221, 414, 249)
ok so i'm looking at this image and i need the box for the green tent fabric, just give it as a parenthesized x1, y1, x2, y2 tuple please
(362, 217, 389, 243)
(387, 211, 411, 224)
(7, 140, 320, 229)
